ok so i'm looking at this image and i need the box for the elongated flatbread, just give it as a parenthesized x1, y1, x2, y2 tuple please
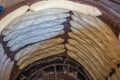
(30, 0, 102, 16)
(0, 5, 29, 33)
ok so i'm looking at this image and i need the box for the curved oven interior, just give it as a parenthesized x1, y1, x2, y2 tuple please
(16, 54, 92, 80)
(0, 0, 120, 80)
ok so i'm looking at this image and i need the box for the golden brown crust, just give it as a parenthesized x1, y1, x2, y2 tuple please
(0, 0, 120, 80)
(0, 0, 120, 37)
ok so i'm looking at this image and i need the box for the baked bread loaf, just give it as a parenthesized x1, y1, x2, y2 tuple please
(0, 0, 120, 80)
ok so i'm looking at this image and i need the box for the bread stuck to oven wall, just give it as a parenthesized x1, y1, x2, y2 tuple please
(0, 0, 120, 80)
